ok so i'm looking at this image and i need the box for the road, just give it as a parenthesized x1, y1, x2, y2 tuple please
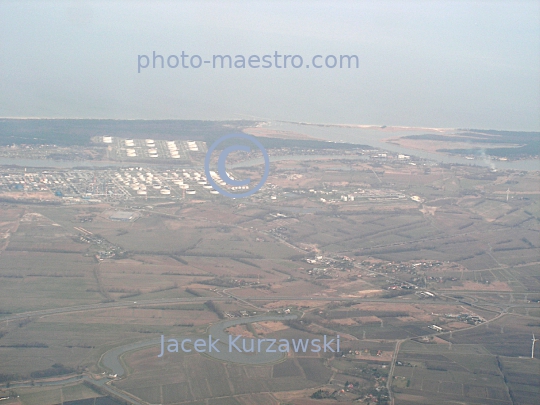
(385, 310, 508, 405)
(2, 293, 537, 325)
(1, 286, 536, 405)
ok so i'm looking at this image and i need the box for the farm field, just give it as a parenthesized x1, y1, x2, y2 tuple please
(0, 154, 538, 405)
(114, 346, 325, 404)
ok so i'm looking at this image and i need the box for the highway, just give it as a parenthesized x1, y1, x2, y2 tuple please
(1, 294, 537, 325)
(2, 288, 537, 405)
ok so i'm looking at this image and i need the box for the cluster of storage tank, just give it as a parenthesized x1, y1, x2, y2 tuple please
(146, 139, 158, 158)
(181, 170, 195, 194)
(170, 172, 186, 189)
(208, 170, 231, 188)
(115, 138, 204, 160)
(114, 170, 144, 195)
(112, 168, 227, 198)
(166, 141, 181, 159)
(179, 170, 217, 195)
(187, 141, 198, 151)
(185, 170, 210, 194)
(121, 139, 137, 157)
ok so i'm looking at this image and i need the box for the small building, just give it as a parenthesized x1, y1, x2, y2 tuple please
(109, 211, 134, 221)
(428, 325, 443, 332)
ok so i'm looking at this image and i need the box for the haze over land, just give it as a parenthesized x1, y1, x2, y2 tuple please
(0, 1, 538, 404)
(0, 1, 539, 130)
(0, 118, 538, 405)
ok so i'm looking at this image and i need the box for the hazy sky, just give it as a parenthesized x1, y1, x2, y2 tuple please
(0, 0, 539, 130)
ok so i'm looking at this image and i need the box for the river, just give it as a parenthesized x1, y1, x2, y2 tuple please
(268, 122, 539, 172)
(0, 125, 537, 171)
(100, 314, 298, 377)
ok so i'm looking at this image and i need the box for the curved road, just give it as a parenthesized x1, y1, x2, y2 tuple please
(100, 314, 298, 377)
(1, 294, 536, 325)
